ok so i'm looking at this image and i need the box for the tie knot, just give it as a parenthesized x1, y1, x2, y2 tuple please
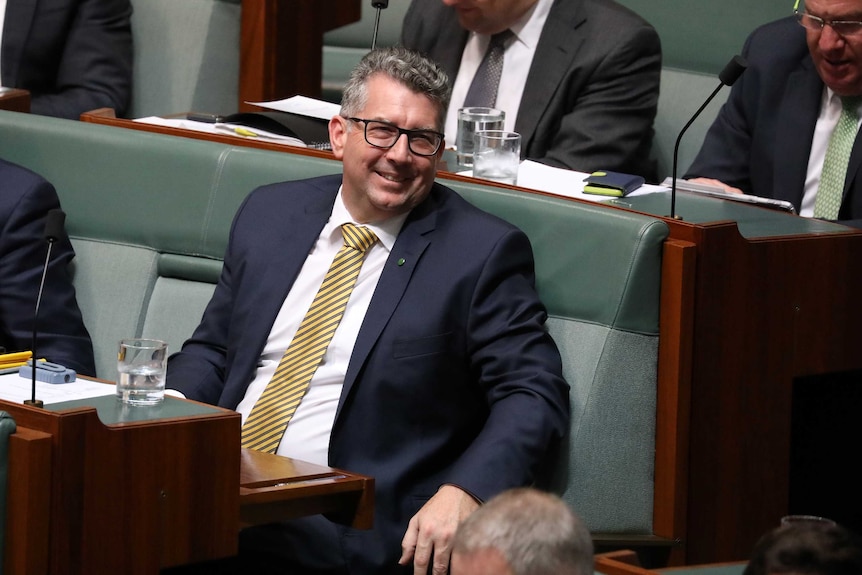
(341, 223, 378, 252)
(491, 29, 514, 49)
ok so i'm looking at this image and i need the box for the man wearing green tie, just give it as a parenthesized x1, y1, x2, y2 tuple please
(686, 0, 862, 227)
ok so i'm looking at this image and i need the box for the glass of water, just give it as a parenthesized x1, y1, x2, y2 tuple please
(456, 107, 505, 167)
(473, 130, 522, 185)
(117, 338, 168, 405)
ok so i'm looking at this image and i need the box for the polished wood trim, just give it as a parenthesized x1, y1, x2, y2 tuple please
(0, 87, 31, 113)
(653, 239, 697, 564)
(4, 426, 52, 575)
(238, 0, 361, 110)
(239, 448, 374, 529)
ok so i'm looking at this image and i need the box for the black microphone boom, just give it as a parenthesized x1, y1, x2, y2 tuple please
(669, 54, 748, 219)
(25, 208, 66, 408)
(370, 0, 389, 50)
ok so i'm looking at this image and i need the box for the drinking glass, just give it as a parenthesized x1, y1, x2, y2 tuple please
(117, 338, 168, 405)
(473, 130, 522, 185)
(456, 107, 505, 167)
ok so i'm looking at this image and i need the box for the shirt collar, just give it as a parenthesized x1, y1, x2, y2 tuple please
(331, 187, 407, 252)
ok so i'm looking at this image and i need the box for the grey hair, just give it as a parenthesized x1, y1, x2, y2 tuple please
(340, 45, 451, 130)
(453, 488, 594, 575)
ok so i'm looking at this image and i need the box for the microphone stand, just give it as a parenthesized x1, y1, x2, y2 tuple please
(24, 240, 54, 408)
(24, 209, 66, 408)
(669, 55, 748, 220)
(370, 0, 389, 50)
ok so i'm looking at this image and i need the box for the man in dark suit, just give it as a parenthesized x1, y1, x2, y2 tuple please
(0, 0, 133, 119)
(165, 46, 569, 575)
(401, 0, 662, 181)
(686, 1, 862, 227)
(0, 158, 96, 376)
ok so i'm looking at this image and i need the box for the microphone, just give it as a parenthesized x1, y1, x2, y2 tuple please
(669, 54, 748, 220)
(370, 0, 389, 50)
(24, 208, 66, 408)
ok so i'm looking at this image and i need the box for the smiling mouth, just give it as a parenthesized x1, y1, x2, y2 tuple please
(378, 172, 410, 183)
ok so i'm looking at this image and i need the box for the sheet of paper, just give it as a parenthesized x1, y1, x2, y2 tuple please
(471, 160, 668, 201)
(0, 372, 115, 405)
(134, 116, 306, 147)
(246, 96, 341, 121)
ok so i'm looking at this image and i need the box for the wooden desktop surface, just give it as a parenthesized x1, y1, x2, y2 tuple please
(75, 112, 862, 565)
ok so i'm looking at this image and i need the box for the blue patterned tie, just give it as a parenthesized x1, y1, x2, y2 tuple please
(463, 29, 514, 108)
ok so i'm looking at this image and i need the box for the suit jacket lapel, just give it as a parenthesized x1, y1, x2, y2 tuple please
(241, 191, 336, 372)
(335, 191, 438, 416)
(515, 0, 585, 147)
(773, 59, 823, 206)
(1, 0, 38, 85)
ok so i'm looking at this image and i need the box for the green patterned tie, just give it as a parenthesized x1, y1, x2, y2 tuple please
(814, 96, 862, 220)
(241, 223, 378, 453)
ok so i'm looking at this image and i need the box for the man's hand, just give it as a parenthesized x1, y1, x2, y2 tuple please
(687, 177, 744, 195)
(399, 484, 480, 575)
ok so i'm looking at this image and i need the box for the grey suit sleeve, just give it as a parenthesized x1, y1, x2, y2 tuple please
(536, 22, 662, 181)
(29, 0, 133, 119)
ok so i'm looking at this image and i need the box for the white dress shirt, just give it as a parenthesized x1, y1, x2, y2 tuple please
(234, 189, 406, 465)
(445, 0, 553, 147)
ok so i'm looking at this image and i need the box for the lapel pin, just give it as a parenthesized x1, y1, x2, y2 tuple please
(397, 258, 406, 266)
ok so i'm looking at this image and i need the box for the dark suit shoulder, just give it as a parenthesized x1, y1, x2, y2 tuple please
(0, 159, 58, 215)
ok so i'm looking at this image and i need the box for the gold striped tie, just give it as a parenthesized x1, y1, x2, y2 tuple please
(241, 223, 378, 453)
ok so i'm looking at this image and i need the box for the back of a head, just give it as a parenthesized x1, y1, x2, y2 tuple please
(452, 487, 593, 575)
(743, 522, 862, 575)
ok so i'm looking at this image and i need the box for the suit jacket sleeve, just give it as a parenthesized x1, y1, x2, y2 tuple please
(684, 32, 758, 192)
(0, 166, 96, 376)
(442, 227, 569, 500)
(535, 18, 661, 180)
(23, 0, 133, 119)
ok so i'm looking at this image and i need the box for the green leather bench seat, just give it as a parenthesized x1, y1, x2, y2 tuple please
(0, 109, 668, 536)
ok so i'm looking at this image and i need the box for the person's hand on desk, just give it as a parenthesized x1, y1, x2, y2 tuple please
(687, 177, 744, 195)
(400, 484, 480, 574)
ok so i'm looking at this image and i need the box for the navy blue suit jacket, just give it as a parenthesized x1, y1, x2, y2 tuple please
(1, 0, 132, 119)
(687, 17, 862, 227)
(167, 175, 569, 572)
(0, 159, 95, 376)
(402, 0, 661, 181)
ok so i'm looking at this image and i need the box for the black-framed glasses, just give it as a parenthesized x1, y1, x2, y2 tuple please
(795, 10, 862, 36)
(347, 117, 444, 156)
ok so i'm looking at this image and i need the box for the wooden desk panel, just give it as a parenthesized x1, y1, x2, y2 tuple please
(2, 393, 373, 575)
(0, 87, 30, 113)
(239, 0, 361, 109)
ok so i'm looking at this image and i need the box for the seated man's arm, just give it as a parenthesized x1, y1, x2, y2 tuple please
(0, 170, 96, 376)
(399, 227, 570, 575)
(538, 21, 661, 181)
(29, 0, 133, 119)
(165, 255, 236, 406)
(684, 35, 757, 193)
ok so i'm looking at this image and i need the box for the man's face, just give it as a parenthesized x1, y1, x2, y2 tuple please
(441, 0, 538, 35)
(805, 0, 862, 96)
(450, 548, 514, 575)
(329, 74, 443, 224)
